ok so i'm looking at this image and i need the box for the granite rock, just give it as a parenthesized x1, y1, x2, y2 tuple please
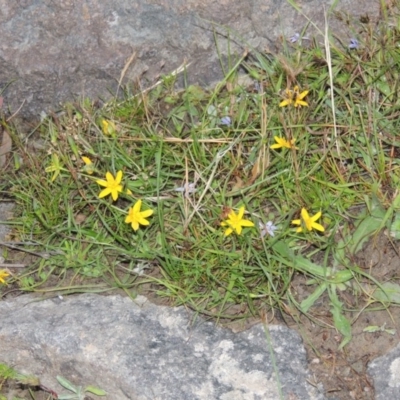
(0, 293, 326, 400)
(0, 0, 381, 122)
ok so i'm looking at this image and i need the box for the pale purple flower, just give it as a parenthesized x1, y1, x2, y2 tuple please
(254, 81, 262, 93)
(259, 221, 278, 238)
(349, 38, 359, 50)
(175, 182, 196, 194)
(220, 116, 232, 126)
(289, 33, 300, 43)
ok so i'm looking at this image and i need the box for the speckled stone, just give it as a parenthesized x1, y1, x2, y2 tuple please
(0, 293, 326, 400)
(368, 343, 400, 399)
(0, 0, 380, 122)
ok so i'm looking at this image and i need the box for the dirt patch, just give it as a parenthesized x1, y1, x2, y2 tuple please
(286, 232, 400, 400)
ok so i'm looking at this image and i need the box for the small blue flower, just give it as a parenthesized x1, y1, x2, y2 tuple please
(254, 81, 262, 93)
(289, 33, 300, 43)
(349, 38, 359, 50)
(259, 221, 278, 238)
(220, 116, 232, 126)
(175, 182, 196, 194)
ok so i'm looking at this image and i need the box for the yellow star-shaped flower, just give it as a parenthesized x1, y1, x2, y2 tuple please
(270, 136, 298, 150)
(82, 156, 95, 175)
(0, 269, 10, 284)
(125, 200, 154, 231)
(292, 208, 324, 233)
(220, 206, 255, 236)
(96, 171, 123, 201)
(279, 85, 309, 108)
(101, 119, 116, 137)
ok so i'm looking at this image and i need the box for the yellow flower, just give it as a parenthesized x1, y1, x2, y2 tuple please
(220, 206, 255, 236)
(96, 171, 123, 201)
(270, 136, 298, 150)
(279, 85, 309, 108)
(292, 208, 325, 233)
(101, 119, 116, 137)
(125, 200, 154, 231)
(0, 269, 10, 284)
(45, 153, 63, 182)
(82, 156, 95, 175)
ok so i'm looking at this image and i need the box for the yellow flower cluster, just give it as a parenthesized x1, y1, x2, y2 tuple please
(95, 170, 153, 232)
(270, 85, 308, 153)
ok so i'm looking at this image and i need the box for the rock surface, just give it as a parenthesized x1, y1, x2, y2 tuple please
(0, 293, 326, 400)
(0, 203, 13, 250)
(0, 0, 381, 121)
(368, 343, 400, 400)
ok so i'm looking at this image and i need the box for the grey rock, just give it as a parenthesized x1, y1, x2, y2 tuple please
(0, 0, 380, 122)
(368, 343, 400, 399)
(0, 202, 13, 248)
(0, 293, 326, 400)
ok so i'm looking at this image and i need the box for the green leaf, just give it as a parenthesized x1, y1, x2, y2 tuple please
(300, 283, 327, 313)
(56, 376, 78, 393)
(85, 385, 107, 396)
(389, 211, 400, 239)
(331, 304, 352, 349)
(330, 269, 353, 284)
(329, 288, 352, 349)
(363, 325, 381, 333)
(58, 395, 79, 400)
(371, 281, 400, 304)
(334, 201, 386, 268)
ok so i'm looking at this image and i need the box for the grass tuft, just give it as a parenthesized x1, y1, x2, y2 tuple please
(2, 4, 400, 350)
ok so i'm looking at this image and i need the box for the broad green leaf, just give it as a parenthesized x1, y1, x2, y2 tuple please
(56, 376, 78, 393)
(334, 201, 386, 268)
(371, 281, 400, 304)
(272, 241, 326, 277)
(363, 325, 381, 333)
(58, 395, 79, 400)
(330, 269, 353, 284)
(331, 304, 352, 349)
(300, 283, 327, 313)
(329, 287, 352, 349)
(389, 211, 400, 239)
(85, 385, 107, 396)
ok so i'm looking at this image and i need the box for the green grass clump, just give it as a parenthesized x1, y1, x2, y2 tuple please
(2, 4, 400, 348)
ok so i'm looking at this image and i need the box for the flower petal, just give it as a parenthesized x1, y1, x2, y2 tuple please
(99, 188, 112, 198)
(96, 179, 108, 187)
(137, 217, 150, 226)
(240, 220, 255, 227)
(311, 211, 322, 222)
(131, 220, 140, 231)
(115, 170, 123, 184)
(300, 208, 310, 222)
(82, 156, 92, 165)
(133, 200, 142, 212)
(279, 99, 291, 107)
(298, 90, 309, 100)
(224, 227, 233, 236)
(235, 225, 243, 235)
(105, 171, 114, 183)
(295, 99, 308, 107)
(311, 222, 325, 232)
(140, 209, 154, 218)
(111, 189, 120, 201)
